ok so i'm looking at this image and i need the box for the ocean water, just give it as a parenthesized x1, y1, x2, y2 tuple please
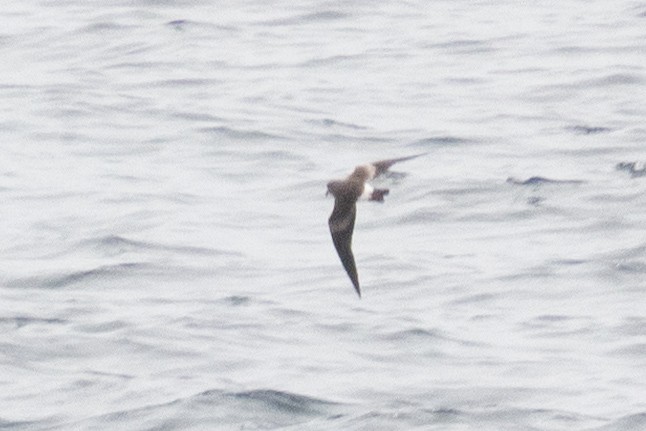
(1, 1, 646, 429)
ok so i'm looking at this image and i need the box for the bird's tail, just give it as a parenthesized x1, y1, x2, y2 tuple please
(370, 188, 389, 202)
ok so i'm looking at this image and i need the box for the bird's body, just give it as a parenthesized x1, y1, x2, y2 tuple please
(326, 153, 425, 297)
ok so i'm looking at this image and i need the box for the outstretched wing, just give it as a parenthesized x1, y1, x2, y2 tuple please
(328, 198, 361, 297)
(371, 152, 427, 178)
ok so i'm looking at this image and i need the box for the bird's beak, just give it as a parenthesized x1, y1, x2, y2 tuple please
(325, 190, 329, 197)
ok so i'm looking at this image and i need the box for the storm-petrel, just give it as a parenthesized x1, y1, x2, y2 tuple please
(326, 153, 425, 297)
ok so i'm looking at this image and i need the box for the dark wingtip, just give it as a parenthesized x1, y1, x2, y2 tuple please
(397, 152, 428, 165)
(391, 152, 429, 163)
(349, 274, 361, 298)
(373, 152, 428, 177)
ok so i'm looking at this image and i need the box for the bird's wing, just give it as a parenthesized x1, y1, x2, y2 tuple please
(371, 152, 427, 178)
(328, 199, 361, 297)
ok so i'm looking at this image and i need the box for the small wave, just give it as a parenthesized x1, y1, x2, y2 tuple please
(616, 162, 646, 178)
(301, 54, 365, 67)
(608, 244, 646, 260)
(198, 126, 286, 141)
(410, 136, 470, 147)
(254, 149, 306, 161)
(142, 78, 221, 88)
(382, 327, 444, 342)
(506, 176, 585, 186)
(8, 262, 150, 289)
(550, 258, 589, 266)
(92, 235, 143, 251)
(166, 19, 191, 30)
(614, 260, 646, 274)
(610, 343, 646, 357)
(166, 20, 237, 32)
(105, 60, 178, 71)
(533, 314, 572, 322)
(526, 196, 544, 206)
(228, 389, 337, 414)
(78, 22, 128, 34)
(617, 318, 646, 337)
(320, 118, 367, 130)
(395, 207, 445, 225)
(76, 319, 129, 334)
(589, 412, 646, 430)
(451, 293, 497, 305)
(567, 125, 612, 135)
(261, 11, 348, 27)
(83, 235, 239, 258)
(298, 11, 348, 22)
(171, 111, 226, 122)
(69, 388, 342, 429)
(587, 73, 643, 87)
(426, 39, 496, 54)
(315, 132, 391, 144)
(0, 316, 66, 329)
(429, 407, 463, 419)
(383, 327, 484, 348)
(219, 295, 252, 306)
(0, 418, 47, 430)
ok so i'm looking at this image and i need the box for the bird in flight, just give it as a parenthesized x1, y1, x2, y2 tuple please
(326, 153, 425, 297)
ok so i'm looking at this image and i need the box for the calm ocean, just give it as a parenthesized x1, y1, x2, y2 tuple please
(1, 1, 645, 429)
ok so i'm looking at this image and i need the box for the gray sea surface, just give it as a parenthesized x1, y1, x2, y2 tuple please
(1, 1, 646, 430)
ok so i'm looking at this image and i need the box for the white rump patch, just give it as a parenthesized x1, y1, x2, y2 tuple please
(360, 182, 374, 200)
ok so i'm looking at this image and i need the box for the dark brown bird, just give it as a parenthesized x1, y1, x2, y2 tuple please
(326, 153, 425, 297)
